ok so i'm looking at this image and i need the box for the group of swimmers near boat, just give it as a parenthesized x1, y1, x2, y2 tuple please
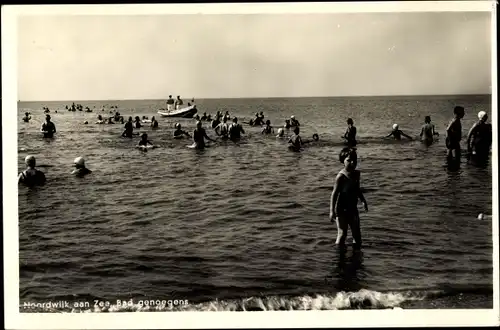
(19, 104, 493, 251)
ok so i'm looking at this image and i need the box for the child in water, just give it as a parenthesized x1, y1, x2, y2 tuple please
(288, 126, 303, 151)
(385, 124, 413, 140)
(329, 147, 368, 249)
(419, 116, 439, 145)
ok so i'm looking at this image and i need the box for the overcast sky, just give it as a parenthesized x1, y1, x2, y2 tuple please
(17, 10, 492, 101)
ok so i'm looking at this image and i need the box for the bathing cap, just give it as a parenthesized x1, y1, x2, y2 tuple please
(392, 124, 399, 130)
(291, 115, 295, 119)
(25, 155, 36, 167)
(74, 157, 85, 167)
(478, 111, 487, 120)
(175, 123, 180, 129)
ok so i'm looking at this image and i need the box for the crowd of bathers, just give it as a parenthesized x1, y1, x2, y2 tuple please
(19, 103, 493, 251)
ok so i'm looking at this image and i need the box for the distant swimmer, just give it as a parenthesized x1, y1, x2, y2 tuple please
(18, 155, 46, 186)
(137, 133, 154, 148)
(22, 112, 31, 123)
(151, 116, 159, 128)
(192, 121, 216, 149)
(41, 115, 56, 138)
(276, 128, 286, 138)
(72, 157, 92, 177)
(288, 126, 303, 152)
(175, 95, 184, 110)
(166, 95, 175, 111)
(96, 115, 105, 124)
(122, 116, 135, 138)
(290, 115, 300, 127)
(173, 123, 191, 139)
(329, 147, 368, 249)
(134, 116, 142, 129)
(446, 106, 465, 164)
(466, 111, 492, 166)
(215, 117, 230, 139)
(228, 117, 245, 141)
(262, 120, 274, 135)
(419, 116, 439, 146)
(385, 124, 413, 140)
(343, 118, 357, 147)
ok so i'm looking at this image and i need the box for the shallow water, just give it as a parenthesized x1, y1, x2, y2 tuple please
(17, 95, 493, 311)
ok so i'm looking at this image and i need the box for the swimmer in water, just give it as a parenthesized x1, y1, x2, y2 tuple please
(201, 112, 208, 121)
(96, 115, 105, 124)
(134, 116, 142, 129)
(288, 126, 303, 151)
(276, 127, 286, 138)
(18, 155, 46, 186)
(122, 116, 135, 138)
(228, 117, 245, 141)
(329, 147, 368, 250)
(466, 110, 492, 166)
(385, 124, 413, 140)
(40, 114, 56, 138)
(72, 157, 92, 177)
(290, 115, 300, 127)
(107, 117, 114, 124)
(215, 117, 230, 139)
(419, 116, 439, 146)
(446, 106, 465, 164)
(192, 120, 216, 149)
(22, 112, 31, 122)
(138, 133, 154, 147)
(343, 118, 357, 147)
(262, 120, 274, 135)
(284, 119, 291, 129)
(173, 123, 191, 139)
(151, 116, 159, 128)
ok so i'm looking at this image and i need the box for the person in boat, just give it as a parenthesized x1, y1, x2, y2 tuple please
(466, 111, 492, 166)
(276, 127, 286, 138)
(72, 157, 92, 177)
(138, 133, 154, 147)
(201, 112, 208, 121)
(173, 123, 191, 139)
(134, 116, 142, 128)
(122, 116, 135, 138)
(419, 116, 439, 146)
(41, 114, 56, 138)
(343, 118, 357, 147)
(23, 112, 31, 122)
(167, 95, 175, 111)
(446, 106, 465, 165)
(192, 120, 216, 149)
(175, 95, 184, 110)
(18, 155, 47, 186)
(385, 124, 413, 140)
(290, 115, 300, 127)
(329, 147, 368, 250)
(96, 115, 105, 124)
(228, 117, 245, 141)
(215, 116, 230, 139)
(262, 120, 274, 135)
(284, 119, 291, 129)
(288, 126, 303, 152)
(151, 116, 159, 128)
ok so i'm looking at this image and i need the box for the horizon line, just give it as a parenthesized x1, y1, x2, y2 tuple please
(17, 93, 492, 103)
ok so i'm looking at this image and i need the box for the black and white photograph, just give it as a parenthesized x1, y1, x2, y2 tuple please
(2, 1, 498, 329)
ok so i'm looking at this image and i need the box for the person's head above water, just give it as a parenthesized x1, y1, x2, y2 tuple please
(233, 117, 238, 123)
(135, 116, 140, 121)
(347, 118, 354, 126)
(425, 116, 431, 123)
(266, 120, 271, 125)
(454, 106, 465, 118)
(175, 123, 181, 129)
(291, 115, 295, 120)
(98, 115, 103, 120)
(277, 128, 284, 137)
(128, 116, 133, 122)
(339, 147, 358, 170)
(25, 112, 29, 116)
(392, 124, 399, 130)
(141, 133, 148, 140)
(74, 157, 86, 169)
(25, 155, 36, 168)
(45, 114, 51, 121)
(169, 95, 172, 98)
(478, 111, 488, 123)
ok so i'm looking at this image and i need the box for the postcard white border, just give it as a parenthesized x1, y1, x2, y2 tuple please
(2, 1, 499, 329)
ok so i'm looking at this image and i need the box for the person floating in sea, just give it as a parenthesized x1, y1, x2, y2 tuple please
(288, 126, 303, 152)
(173, 123, 191, 139)
(192, 120, 216, 149)
(122, 116, 136, 138)
(22, 112, 31, 123)
(261, 120, 274, 135)
(342, 118, 357, 147)
(166, 95, 175, 111)
(18, 155, 46, 186)
(72, 157, 92, 177)
(150, 116, 159, 128)
(385, 124, 413, 140)
(215, 116, 230, 140)
(329, 147, 368, 250)
(175, 95, 184, 110)
(419, 116, 439, 146)
(290, 115, 300, 127)
(41, 114, 56, 138)
(228, 117, 245, 142)
(446, 106, 465, 165)
(466, 110, 492, 167)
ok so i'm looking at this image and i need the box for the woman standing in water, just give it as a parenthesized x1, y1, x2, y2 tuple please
(329, 147, 368, 250)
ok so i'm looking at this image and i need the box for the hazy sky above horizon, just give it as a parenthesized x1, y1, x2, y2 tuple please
(17, 11, 492, 101)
